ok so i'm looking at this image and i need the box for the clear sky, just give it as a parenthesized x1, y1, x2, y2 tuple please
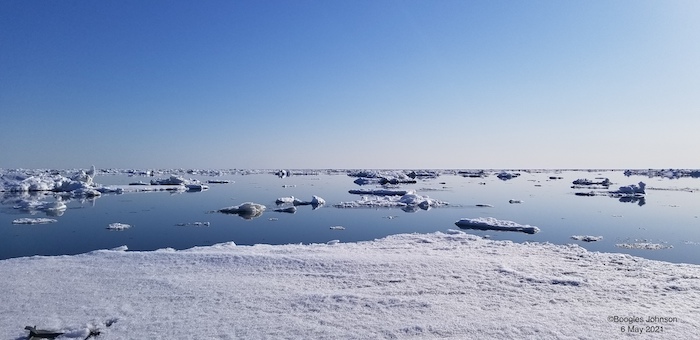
(1, 0, 699, 170)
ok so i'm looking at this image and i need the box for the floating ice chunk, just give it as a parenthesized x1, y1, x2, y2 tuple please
(476, 204, 493, 207)
(151, 175, 186, 185)
(496, 172, 520, 180)
(348, 189, 410, 196)
(326, 239, 340, 245)
(207, 180, 231, 184)
(176, 222, 211, 227)
(107, 223, 131, 230)
(455, 217, 540, 234)
(353, 178, 381, 185)
(330, 226, 345, 230)
(110, 245, 128, 251)
(12, 218, 58, 225)
(334, 193, 448, 211)
(218, 202, 266, 220)
(185, 184, 209, 192)
(571, 235, 603, 242)
(613, 182, 646, 195)
(572, 178, 611, 186)
(508, 199, 523, 204)
(291, 195, 326, 209)
(276, 196, 296, 205)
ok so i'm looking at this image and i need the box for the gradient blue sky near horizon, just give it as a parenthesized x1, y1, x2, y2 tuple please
(1, 1, 699, 170)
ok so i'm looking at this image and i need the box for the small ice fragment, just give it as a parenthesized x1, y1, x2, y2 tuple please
(508, 199, 523, 204)
(571, 235, 603, 242)
(476, 204, 493, 207)
(455, 217, 539, 234)
(327, 240, 340, 245)
(329, 226, 345, 230)
(107, 223, 131, 230)
(12, 218, 58, 225)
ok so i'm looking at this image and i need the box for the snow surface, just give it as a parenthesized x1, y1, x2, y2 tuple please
(455, 217, 540, 234)
(1, 230, 699, 339)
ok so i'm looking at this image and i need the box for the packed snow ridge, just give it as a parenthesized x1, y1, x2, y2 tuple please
(2, 230, 699, 339)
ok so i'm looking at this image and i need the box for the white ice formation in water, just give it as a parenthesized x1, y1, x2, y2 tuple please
(218, 202, 267, 219)
(571, 235, 603, 242)
(335, 191, 447, 212)
(455, 217, 540, 234)
(12, 218, 58, 225)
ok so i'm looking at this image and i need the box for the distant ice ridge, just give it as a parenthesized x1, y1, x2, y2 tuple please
(455, 217, 540, 234)
(624, 168, 700, 179)
(334, 191, 448, 212)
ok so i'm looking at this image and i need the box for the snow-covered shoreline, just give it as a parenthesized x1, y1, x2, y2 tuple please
(1, 230, 698, 339)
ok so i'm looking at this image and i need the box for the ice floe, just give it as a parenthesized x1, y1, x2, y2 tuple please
(348, 189, 409, 196)
(508, 199, 523, 204)
(2, 230, 699, 339)
(175, 222, 211, 227)
(571, 235, 603, 242)
(496, 171, 520, 180)
(455, 217, 540, 234)
(334, 191, 448, 212)
(218, 202, 266, 219)
(12, 218, 58, 225)
(106, 223, 131, 231)
(329, 226, 345, 230)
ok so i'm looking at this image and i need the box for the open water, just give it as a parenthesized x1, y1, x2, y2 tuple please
(2, 170, 699, 264)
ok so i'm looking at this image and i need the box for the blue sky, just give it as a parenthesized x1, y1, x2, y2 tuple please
(1, 0, 698, 169)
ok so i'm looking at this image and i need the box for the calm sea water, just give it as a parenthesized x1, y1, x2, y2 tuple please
(2, 170, 700, 264)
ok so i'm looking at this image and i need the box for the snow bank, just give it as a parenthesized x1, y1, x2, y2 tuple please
(455, 217, 540, 234)
(218, 202, 266, 219)
(1, 230, 698, 339)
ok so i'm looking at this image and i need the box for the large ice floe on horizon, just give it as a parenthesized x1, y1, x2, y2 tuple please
(1, 230, 699, 339)
(455, 217, 540, 234)
(334, 190, 448, 212)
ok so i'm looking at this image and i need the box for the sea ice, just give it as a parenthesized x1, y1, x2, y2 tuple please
(455, 217, 540, 234)
(348, 189, 410, 196)
(571, 235, 603, 242)
(329, 226, 345, 230)
(218, 202, 266, 219)
(106, 223, 131, 230)
(2, 230, 698, 339)
(334, 192, 448, 211)
(12, 218, 58, 225)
